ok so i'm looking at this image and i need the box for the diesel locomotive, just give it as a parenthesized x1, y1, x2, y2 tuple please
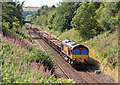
(30, 26, 89, 69)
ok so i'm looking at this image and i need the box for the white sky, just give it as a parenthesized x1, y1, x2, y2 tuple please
(14, 0, 63, 7)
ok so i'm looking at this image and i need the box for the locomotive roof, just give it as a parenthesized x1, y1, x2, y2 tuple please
(62, 40, 81, 49)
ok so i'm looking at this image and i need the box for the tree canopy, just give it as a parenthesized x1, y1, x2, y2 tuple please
(71, 2, 102, 39)
(2, 2, 24, 35)
(100, 2, 120, 31)
(28, 2, 120, 40)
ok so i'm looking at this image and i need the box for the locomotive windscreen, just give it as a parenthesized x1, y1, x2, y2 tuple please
(81, 49, 88, 55)
(73, 49, 80, 54)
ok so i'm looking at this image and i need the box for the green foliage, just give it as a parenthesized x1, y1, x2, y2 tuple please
(48, 12, 56, 29)
(116, 10, 120, 21)
(95, 2, 104, 21)
(25, 14, 33, 21)
(59, 28, 82, 42)
(29, 2, 119, 41)
(71, 2, 102, 40)
(30, 2, 80, 32)
(42, 14, 48, 27)
(2, 1, 33, 43)
(37, 5, 55, 16)
(2, 2, 23, 28)
(2, 2, 24, 37)
(32, 48, 54, 71)
(29, 5, 56, 25)
(2, 21, 10, 36)
(100, 2, 120, 31)
(53, 2, 77, 31)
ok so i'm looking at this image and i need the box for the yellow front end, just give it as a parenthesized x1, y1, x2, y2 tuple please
(72, 55, 89, 63)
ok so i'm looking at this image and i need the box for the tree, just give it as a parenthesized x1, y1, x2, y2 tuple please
(2, 1, 24, 28)
(71, 2, 102, 40)
(48, 12, 56, 29)
(2, 1, 24, 35)
(100, 2, 120, 31)
(53, 2, 78, 31)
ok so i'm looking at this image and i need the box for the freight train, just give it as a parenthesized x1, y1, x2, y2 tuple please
(30, 26, 89, 69)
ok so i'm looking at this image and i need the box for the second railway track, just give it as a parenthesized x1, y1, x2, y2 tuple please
(26, 25, 103, 84)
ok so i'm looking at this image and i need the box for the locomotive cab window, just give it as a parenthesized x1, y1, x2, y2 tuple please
(81, 49, 88, 55)
(73, 49, 80, 54)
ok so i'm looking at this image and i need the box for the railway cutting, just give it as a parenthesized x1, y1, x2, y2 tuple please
(25, 24, 105, 84)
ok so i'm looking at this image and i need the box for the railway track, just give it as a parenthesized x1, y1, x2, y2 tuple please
(26, 25, 103, 84)
(26, 27, 71, 79)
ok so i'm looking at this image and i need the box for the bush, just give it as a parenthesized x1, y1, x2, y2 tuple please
(32, 48, 54, 72)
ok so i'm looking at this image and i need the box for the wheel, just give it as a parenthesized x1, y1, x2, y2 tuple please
(68, 58, 71, 64)
(71, 61, 73, 65)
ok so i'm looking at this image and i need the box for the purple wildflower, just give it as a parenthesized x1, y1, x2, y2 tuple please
(35, 65, 37, 68)
(14, 51, 15, 54)
(21, 54, 23, 57)
(102, 40, 105, 45)
(35, 69, 37, 71)
(28, 61, 30, 65)
(19, 46, 21, 49)
(20, 60, 22, 64)
(13, 39, 15, 42)
(32, 79, 34, 82)
(10, 51, 12, 54)
(30, 70, 32, 72)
